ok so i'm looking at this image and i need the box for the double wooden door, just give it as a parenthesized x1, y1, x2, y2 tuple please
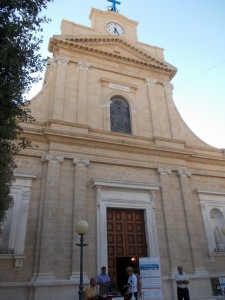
(107, 208, 147, 276)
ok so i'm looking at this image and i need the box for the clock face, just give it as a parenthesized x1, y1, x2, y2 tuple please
(106, 22, 125, 36)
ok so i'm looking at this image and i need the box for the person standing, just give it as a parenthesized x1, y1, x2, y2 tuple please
(134, 268, 142, 299)
(125, 266, 138, 300)
(175, 266, 190, 300)
(97, 266, 110, 295)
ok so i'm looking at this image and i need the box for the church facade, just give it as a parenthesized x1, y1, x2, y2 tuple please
(0, 7, 225, 300)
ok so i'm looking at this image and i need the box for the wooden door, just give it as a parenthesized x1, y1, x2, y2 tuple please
(107, 208, 147, 276)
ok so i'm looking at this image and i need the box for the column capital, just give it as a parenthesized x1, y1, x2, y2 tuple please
(41, 154, 64, 163)
(73, 158, 90, 167)
(78, 62, 90, 71)
(163, 81, 174, 92)
(146, 78, 157, 87)
(157, 168, 172, 175)
(177, 170, 192, 177)
(54, 57, 69, 65)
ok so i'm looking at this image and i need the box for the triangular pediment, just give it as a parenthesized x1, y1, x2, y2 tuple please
(49, 36, 177, 77)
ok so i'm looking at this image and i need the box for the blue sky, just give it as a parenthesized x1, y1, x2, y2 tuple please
(30, 0, 225, 148)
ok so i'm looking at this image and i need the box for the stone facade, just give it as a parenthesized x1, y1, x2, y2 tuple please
(0, 8, 225, 300)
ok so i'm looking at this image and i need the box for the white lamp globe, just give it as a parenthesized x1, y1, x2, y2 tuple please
(75, 220, 89, 235)
(221, 225, 225, 236)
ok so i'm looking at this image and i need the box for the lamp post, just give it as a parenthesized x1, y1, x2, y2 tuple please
(75, 220, 89, 300)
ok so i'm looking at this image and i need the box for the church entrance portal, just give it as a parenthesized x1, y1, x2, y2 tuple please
(107, 208, 147, 293)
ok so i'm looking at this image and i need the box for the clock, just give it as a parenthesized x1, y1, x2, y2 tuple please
(106, 22, 125, 36)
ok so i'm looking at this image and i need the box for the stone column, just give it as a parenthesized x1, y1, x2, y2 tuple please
(77, 62, 90, 124)
(70, 158, 90, 281)
(52, 57, 69, 120)
(146, 78, 160, 136)
(37, 154, 64, 281)
(177, 170, 207, 275)
(157, 168, 178, 274)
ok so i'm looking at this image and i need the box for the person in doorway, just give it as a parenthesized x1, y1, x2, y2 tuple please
(97, 266, 110, 295)
(175, 266, 190, 300)
(125, 266, 138, 300)
(85, 277, 99, 300)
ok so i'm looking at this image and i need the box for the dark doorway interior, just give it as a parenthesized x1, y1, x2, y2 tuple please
(116, 256, 139, 295)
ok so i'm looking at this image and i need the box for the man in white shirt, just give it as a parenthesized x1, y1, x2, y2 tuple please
(175, 266, 190, 300)
(125, 266, 138, 300)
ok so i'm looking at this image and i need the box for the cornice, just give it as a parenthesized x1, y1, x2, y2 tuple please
(49, 36, 176, 78)
(190, 154, 225, 166)
(14, 173, 37, 179)
(28, 128, 192, 160)
(90, 178, 160, 191)
(21, 127, 225, 167)
(195, 189, 225, 196)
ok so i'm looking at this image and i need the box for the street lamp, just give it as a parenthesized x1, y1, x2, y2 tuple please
(75, 220, 89, 300)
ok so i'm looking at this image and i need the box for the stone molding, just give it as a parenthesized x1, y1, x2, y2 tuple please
(41, 154, 64, 163)
(73, 158, 90, 166)
(49, 37, 176, 77)
(14, 256, 25, 270)
(100, 77, 138, 91)
(197, 190, 225, 261)
(91, 178, 160, 191)
(157, 168, 172, 175)
(92, 178, 160, 273)
(177, 170, 192, 177)
(22, 126, 225, 167)
(0, 173, 36, 270)
(109, 83, 131, 92)
(39, 134, 191, 160)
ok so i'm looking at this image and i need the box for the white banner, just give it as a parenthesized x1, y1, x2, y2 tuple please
(139, 257, 163, 300)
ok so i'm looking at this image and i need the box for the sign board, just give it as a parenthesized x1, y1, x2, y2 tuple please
(139, 257, 163, 300)
(219, 278, 225, 296)
(211, 278, 224, 296)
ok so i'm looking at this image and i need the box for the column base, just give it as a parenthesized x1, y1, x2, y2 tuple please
(70, 271, 89, 284)
(32, 272, 56, 283)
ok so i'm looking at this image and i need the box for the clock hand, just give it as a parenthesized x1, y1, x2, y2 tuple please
(114, 27, 119, 35)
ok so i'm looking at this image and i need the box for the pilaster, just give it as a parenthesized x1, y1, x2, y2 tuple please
(177, 170, 208, 275)
(36, 154, 64, 281)
(70, 158, 90, 281)
(52, 57, 69, 120)
(157, 168, 177, 276)
(163, 81, 177, 138)
(146, 78, 159, 136)
(77, 62, 90, 124)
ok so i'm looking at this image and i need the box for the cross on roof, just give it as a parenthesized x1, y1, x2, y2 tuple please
(107, 0, 121, 12)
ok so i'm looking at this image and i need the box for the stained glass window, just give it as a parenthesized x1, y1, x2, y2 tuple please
(110, 96, 131, 134)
